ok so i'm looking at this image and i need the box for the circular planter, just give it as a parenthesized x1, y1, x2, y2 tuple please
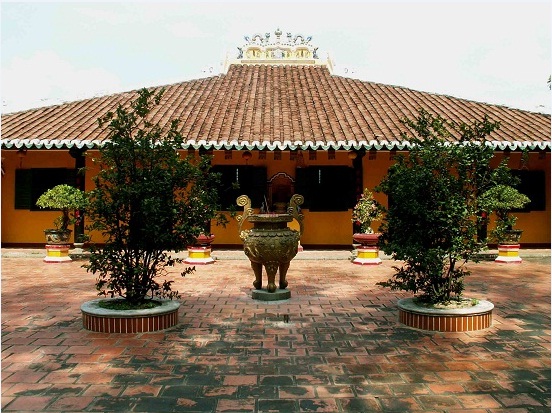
(81, 298, 180, 333)
(397, 298, 494, 332)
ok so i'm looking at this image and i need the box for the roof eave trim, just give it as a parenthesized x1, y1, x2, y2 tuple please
(1, 139, 550, 151)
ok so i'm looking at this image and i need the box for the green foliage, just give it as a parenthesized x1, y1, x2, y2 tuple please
(479, 184, 530, 242)
(376, 109, 516, 304)
(84, 88, 227, 306)
(351, 188, 383, 233)
(35, 184, 88, 231)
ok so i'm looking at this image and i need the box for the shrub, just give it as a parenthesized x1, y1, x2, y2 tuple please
(376, 109, 515, 304)
(84, 88, 226, 306)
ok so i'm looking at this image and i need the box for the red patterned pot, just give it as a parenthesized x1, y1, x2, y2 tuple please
(352, 232, 381, 246)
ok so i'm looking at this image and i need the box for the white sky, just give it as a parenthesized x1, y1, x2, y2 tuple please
(1, 1, 551, 115)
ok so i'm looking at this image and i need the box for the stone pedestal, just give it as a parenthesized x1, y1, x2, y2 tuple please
(184, 246, 215, 265)
(353, 245, 381, 265)
(44, 244, 72, 263)
(495, 244, 522, 263)
(352, 233, 381, 265)
(252, 288, 291, 301)
(69, 243, 90, 260)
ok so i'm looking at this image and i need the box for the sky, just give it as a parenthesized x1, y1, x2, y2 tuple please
(1, 1, 551, 115)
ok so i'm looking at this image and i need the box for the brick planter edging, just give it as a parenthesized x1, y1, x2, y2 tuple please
(397, 298, 494, 332)
(81, 298, 180, 333)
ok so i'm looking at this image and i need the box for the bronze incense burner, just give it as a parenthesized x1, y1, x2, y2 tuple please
(236, 194, 304, 293)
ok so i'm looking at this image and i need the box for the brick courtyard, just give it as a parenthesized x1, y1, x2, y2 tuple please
(1, 249, 550, 412)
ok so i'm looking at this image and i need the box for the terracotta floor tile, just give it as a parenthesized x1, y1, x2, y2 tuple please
(215, 398, 255, 412)
(456, 394, 502, 409)
(2, 395, 53, 411)
(494, 393, 546, 408)
(1, 250, 550, 412)
(47, 395, 95, 411)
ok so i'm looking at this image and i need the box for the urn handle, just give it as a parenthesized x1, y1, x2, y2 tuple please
(236, 195, 253, 235)
(288, 194, 304, 236)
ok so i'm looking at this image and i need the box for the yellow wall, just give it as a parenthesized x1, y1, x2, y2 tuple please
(2, 148, 550, 247)
(2, 150, 78, 244)
(210, 149, 360, 246)
(488, 151, 551, 244)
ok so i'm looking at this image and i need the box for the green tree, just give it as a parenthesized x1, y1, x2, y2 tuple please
(84, 88, 226, 306)
(376, 109, 514, 304)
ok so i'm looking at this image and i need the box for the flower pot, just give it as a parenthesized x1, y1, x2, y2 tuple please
(194, 233, 215, 246)
(499, 229, 523, 245)
(352, 232, 381, 246)
(44, 229, 72, 244)
(185, 234, 216, 265)
(43, 229, 72, 263)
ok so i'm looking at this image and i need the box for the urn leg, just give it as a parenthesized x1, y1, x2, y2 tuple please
(264, 262, 279, 293)
(251, 261, 263, 290)
(279, 262, 290, 289)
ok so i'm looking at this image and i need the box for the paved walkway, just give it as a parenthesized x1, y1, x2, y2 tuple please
(1, 248, 550, 412)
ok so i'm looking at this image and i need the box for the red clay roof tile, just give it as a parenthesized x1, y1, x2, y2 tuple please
(1, 65, 550, 151)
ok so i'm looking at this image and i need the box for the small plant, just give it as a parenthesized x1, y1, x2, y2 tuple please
(479, 184, 530, 243)
(35, 184, 88, 231)
(351, 188, 383, 234)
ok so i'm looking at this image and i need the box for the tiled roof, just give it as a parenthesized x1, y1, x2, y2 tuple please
(2, 65, 550, 151)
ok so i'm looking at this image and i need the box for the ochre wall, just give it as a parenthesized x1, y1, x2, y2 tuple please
(2, 150, 79, 244)
(209, 149, 360, 246)
(2, 149, 550, 247)
(486, 151, 551, 245)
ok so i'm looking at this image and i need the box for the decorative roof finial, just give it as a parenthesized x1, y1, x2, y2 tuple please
(223, 29, 334, 74)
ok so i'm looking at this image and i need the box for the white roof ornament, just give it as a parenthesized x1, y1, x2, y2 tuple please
(223, 28, 333, 73)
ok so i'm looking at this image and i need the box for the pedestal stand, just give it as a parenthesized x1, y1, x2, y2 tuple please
(44, 244, 72, 263)
(495, 244, 522, 263)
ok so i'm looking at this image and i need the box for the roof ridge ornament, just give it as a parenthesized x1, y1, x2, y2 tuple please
(224, 28, 332, 73)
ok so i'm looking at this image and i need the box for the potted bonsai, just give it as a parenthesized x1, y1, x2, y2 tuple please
(82, 88, 227, 332)
(35, 184, 88, 244)
(352, 188, 383, 242)
(479, 184, 530, 244)
(479, 184, 530, 263)
(375, 109, 516, 331)
(351, 188, 384, 265)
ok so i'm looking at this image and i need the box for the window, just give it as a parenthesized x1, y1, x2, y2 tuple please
(512, 170, 546, 211)
(295, 166, 355, 211)
(211, 166, 267, 210)
(15, 168, 77, 210)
